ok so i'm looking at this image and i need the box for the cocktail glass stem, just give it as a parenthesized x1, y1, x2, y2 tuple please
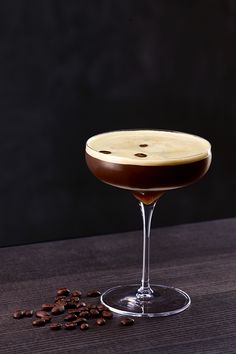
(136, 201, 157, 300)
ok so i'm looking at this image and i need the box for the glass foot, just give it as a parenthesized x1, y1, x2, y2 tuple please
(101, 284, 191, 317)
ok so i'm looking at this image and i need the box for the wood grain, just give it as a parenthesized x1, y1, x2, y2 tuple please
(0, 218, 235, 353)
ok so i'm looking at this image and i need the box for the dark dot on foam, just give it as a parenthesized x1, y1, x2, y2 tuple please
(134, 153, 147, 158)
(99, 150, 111, 154)
(139, 144, 148, 147)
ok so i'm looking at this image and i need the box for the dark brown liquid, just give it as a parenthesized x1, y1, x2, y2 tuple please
(85, 153, 211, 204)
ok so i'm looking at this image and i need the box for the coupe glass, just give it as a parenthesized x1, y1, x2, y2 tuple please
(85, 130, 211, 317)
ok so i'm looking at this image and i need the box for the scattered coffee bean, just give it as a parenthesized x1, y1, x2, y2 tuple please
(102, 310, 113, 319)
(13, 310, 25, 319)
(65, 301, 77, 309)
(96, 317, 106, 326)
(24, 310, 34, 317)
(134, 153, 147, 158)
(74, 317, 87, 325)
(42, 315, 52, 323)
(76, 302, 87, 308)
(79, 311, 89, 318)
(50, 322, 62, 331)
(80, 323, 89, 330)
(69, 296, 80, 303)
(35, 310, 49, 318)
(64, 314, 78, 322)
(12, 286, 118, 334)
(54, 300, 67, 307)
(51, 305, 65, 315)
(41, 304, 54, 311)
(56, 288, 70, 297)
(32, 319, 46, 327)
(88, 304, 97, 309)
(97, 304, 108, 312)
(54, 297, 67, 306)
(79, 306, 89, 312)
(64, 322, 77, 330)
(67, 309, 81, 315)
(139, 144, 148, 147)
(120, 317, 135, 326)
(71, 290, 82, 298)
(90, 309, 100, 317)
(54, 295, 67, 302)
(87, 290, 101, 298)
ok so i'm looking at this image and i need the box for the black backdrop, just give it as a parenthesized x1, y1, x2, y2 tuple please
(0, 1, 235, 247)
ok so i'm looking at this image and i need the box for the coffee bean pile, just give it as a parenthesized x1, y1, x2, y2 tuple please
(12, 287, 134, 331)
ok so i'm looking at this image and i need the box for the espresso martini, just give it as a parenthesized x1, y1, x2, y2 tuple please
(86, 130, 211, 203)
(85, 129, 212, 317)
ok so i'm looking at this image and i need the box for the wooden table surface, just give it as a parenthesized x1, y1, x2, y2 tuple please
(0, 218, 236, 354)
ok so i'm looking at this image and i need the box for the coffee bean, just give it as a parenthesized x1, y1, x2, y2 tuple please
(13, 310, 25, 319)
(50, 323, 62, 331)
(76, 302, 87, 308)
(80, 323, 89, 330)
(87, 290, 101, 298)
(64, 322, 77, 330)
(88, 304, 97, 310)
(41, 304, 54, 311)
(71, 290, 82, 298)
(56, 288, 70, 297)
(24, 310, 34, 317)
(90, 309, 100, 317)
(120, 317, 135, 326)
(54, 299, 67, 307)
(99, 150, 111, 154)
(139, 144, 148, 147)
(74, 317, 87, 325)
(32, 319, 46, 327)
(97, 304, 108, 312)
(78, 306, 89, 312)
(102, 310, 113, 319)
(64, 314, 78, 322)
(134, 153, 147, 158)
(42, 315, 52, 323)
(35, 310, 49, 318)
(79, 311, 89, 318)
(65, 301, 77, 309)
(55, 296, 67, 302)
(51, 305, 65, 315)
(96, 317, 106, 326)
(69, 296, 80, 303)
(67, 309, 81, 315)
(54, 297, 67, 306)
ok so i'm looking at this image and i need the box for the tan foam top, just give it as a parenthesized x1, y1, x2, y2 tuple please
(86, 130, 211, 166)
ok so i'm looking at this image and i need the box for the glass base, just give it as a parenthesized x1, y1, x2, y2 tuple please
(101, 284, 191, 317)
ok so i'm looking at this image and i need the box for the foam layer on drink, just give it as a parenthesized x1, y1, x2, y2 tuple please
(86, 130, 211, 166)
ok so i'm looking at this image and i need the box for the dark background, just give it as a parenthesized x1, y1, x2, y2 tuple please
(0, 1, 235, 247)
